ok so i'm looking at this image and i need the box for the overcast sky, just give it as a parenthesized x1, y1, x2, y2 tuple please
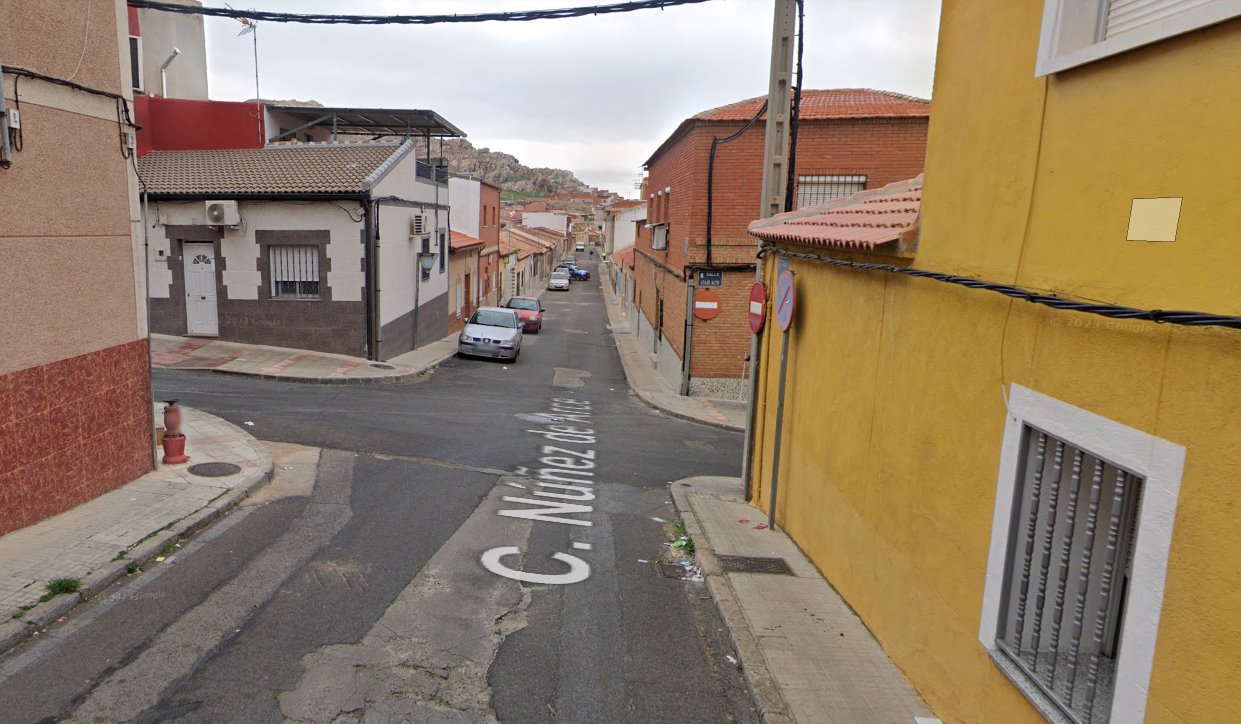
(203, 0, 942, 196)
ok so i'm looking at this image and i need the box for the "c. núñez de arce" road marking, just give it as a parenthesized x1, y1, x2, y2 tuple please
(480, 397, 598, 585)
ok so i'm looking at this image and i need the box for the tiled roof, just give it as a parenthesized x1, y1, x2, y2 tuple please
(747, 175, 923, 253)
(138, 141, 412, 196)
(646, 89, 929, 167)
(612, 247, 635, 268)
(450, 230, 484, 252)
(695, 88, 929, 122)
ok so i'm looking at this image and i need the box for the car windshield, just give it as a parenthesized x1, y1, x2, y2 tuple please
(469, 310, 517, 329)
(507, 299, 538, 311)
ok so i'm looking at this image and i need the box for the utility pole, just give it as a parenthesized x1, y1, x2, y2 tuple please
(758, 0, 797, 220)
(742, 0, 797, 501)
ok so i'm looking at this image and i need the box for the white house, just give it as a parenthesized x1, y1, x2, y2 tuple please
(603, 200, 645, 256)
(141, 139, 453, 360)
(521, 211, 569, 235)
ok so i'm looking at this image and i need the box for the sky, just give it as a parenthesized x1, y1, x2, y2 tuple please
(203, 0, 943, 197)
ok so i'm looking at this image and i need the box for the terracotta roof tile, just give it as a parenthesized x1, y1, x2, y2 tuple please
(646, 89, 929, 167)
(695, 88, 928, 123)
(450, 230, 484, 251)
(138, 141, 412, 196)
(748, 175, 923, 253)
(612, 248, 635, 268)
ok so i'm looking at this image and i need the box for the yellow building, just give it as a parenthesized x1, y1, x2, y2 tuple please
(745, 2, 1241, 722)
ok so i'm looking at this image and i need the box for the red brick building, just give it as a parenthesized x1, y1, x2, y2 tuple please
(633, 89, 930, 397)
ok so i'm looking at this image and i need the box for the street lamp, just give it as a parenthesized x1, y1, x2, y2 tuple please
(413, 251, 437, 349)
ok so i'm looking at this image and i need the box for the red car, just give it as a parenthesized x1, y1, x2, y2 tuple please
(503, 296, 544, 333)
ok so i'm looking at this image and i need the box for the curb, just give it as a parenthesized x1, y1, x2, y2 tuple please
(669, 477, 793, 724)
(153, 347, 458, 386)
(598, 280, 745, 432)
(0, 412, 275, 655)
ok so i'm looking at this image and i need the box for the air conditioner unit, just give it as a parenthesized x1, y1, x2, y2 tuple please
(204, 200, 240, 226)
(410, 213, 428, 237)
(651, 224, 669, 251)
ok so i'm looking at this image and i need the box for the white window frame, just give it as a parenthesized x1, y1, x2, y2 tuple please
(1037, 0, 1241, 76)
(129, 36, 144, 94)
(979, 384, 1185, 723)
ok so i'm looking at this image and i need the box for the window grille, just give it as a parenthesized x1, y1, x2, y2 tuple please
(995, 426, 1143, 723)
(795, 174, 867, 208)
(270, 245, 320, 299)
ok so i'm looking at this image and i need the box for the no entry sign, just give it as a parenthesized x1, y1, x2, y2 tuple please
(693, 289, 721, 320)
(748, 283, 766, 334)
(775, 270, 796, 331)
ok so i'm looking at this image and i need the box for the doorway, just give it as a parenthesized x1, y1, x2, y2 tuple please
(184, 242, 219, 336)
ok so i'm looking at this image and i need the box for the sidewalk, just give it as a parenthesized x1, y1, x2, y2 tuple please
(598, 273, 747, 430)
(0, 406, 272, 652)
(672, 476, 939, 724)
(151, 332, 460, 384)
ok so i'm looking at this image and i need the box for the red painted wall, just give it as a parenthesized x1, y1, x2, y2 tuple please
(135, 97, 264, 156)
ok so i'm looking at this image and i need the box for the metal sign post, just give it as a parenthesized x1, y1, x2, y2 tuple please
(768, 269, 796, 530)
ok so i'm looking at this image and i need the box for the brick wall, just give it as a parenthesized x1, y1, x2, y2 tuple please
(634, 114, 929, 381)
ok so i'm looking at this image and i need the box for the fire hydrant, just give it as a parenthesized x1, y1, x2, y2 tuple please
(160, 399, 189, 464)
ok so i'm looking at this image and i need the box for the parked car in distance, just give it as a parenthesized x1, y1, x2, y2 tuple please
(562, 256, 576, 266)
(567, 266, 590, 281)
(503, 296, 544, 332)
(458, 307, 522, 361)
(548, 271, 571, 291)
(575, 242, 586, 252)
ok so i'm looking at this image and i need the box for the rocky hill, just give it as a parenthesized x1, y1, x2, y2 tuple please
(438, 139, 588, 195)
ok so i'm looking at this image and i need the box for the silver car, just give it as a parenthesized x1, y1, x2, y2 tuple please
(458, 307, 523, 361)
(548, 271, 570, 290)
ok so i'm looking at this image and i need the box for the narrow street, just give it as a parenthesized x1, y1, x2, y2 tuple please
(0, 259, 758, 723)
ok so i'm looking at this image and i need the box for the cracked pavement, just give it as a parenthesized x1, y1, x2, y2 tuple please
(0, 262, 758, 722)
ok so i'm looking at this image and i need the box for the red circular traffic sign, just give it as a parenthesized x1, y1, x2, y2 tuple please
(775, 270, 796, 331)
(693, 289, 721, 320)
(748, 283, 767, 334)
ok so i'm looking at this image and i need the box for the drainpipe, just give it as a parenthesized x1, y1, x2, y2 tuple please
(362, 199, 376, 359)
(373, 200, 383, 361)
(681, 281, 695, 395)
(1, 51, 12, 169)
(159, 48, 181, 97)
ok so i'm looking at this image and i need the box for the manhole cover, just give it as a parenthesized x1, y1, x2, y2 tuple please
(369, 362, 395, 370)
(716, 555, 794, 575)
(187, 462, 242, 478)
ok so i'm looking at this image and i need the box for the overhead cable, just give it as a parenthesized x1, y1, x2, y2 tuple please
(758, 245, 1241, 332)
(126, 0, 715, 25)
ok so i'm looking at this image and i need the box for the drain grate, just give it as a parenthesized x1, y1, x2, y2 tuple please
(369, 362, 395, 370)
(187, 462, 242, 478)
(716, 555, 794, 575)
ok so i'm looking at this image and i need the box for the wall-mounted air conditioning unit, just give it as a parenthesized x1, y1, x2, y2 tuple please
(651, 223, 669, 250)
(410, 213, 428, 237)
(204, 200, 240, 226)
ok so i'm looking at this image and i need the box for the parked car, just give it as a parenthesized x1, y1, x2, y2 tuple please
(504, 296, 544, 332)
(548, 271, 571, 290)
(562, 255, 577, 266)
(575, 242, 586, 252)
(458, 307, 522, 361)
(567, 266, 590, 281)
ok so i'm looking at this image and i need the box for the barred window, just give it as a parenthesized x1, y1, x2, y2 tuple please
(270, 245, 320, 299)
(795, 174, 867, 208)
(995, 426, 1143, 723)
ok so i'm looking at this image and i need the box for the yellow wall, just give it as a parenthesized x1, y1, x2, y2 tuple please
(749, 2, 1241, 721)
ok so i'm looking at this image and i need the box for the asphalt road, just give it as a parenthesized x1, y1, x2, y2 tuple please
(0, 257, 758, 722)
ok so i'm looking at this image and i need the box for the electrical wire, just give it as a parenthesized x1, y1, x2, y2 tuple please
(126, 0, 714, 25)
(783, 0, 804, 213)
(705, 100, 768, 267)
(3, 65, 127, 102)
(757, 245, 1241, 332)
(65, 0, 93, 82)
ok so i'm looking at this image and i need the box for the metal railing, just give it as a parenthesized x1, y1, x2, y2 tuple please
(415, 160, 449, 185)
(996, 427, 1142, 723)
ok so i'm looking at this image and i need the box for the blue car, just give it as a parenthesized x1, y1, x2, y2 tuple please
(567, 266, 590, 281)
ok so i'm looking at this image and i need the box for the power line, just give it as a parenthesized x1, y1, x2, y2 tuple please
(126, 0, 714, 25)
(759, 245, 1241, 332)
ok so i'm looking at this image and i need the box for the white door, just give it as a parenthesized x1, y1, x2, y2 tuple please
(184, 242, 219, 336)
